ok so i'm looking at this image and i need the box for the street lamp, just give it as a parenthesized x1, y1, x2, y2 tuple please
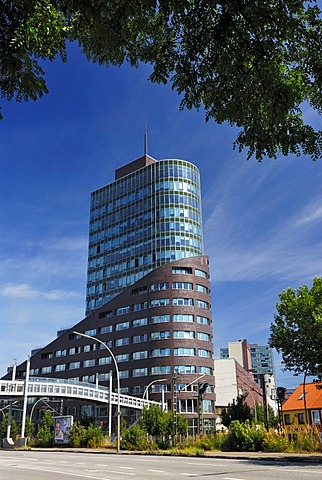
(30, 398, 60, 423)
(73, 331, 121, 453)
(142, 379, 167, 402)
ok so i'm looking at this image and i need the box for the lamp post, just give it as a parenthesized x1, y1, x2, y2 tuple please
(73, 331, 121, 453)
(142, 379, 167, 402)
(30, 398, 60, 423)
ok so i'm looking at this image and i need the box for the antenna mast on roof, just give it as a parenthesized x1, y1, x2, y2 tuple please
(144, 123, 148, 155)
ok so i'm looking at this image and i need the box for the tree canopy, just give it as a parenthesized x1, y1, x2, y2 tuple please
(269, 277, 322, 382)
(1, 1, 322, 160)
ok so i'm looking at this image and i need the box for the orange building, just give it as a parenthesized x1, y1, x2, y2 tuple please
(282, 382, 322, 430)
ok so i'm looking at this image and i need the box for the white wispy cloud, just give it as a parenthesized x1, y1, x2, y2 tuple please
(203, 157, 322, 283)
(1, 283, 82, 300)
(295, 202, 322, 226)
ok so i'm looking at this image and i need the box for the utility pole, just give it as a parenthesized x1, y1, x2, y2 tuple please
(260, 375, 269, 430)
(197, 383, 208, 436)
(172, 375, 177, 438)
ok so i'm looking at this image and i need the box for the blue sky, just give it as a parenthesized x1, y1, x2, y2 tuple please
(0, 42, 321, 389)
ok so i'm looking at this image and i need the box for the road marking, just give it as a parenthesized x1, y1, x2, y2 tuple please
(187, 462, 227, 467)
(120, 466, 135, 470)
(109, 470, 135, 476)
(270, 467, 322, 474)
(147, 469, 165, 473)
(223, 477, 247, 480)
(14, 465, 112, 479)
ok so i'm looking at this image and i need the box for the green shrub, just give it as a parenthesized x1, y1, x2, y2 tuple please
(85, 424, 104, 448)
(121, 424, 150, 451)
(69, 422, 87, 447)
(223, 420, 254, 451)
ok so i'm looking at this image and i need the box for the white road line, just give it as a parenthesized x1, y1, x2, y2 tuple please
(223, 477, 247, 480)
(14, 465, 112, 480)
(109, 470, 135, 476)
(119, 466, 135, 470)
(187, 462, 227, 467)
(147, 469, 165, 473)
(270, 467, 322, 474)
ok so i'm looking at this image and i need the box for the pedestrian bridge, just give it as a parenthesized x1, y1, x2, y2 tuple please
(0, 377, 160, 410)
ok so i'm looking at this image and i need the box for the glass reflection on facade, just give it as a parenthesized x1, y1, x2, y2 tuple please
(86, 156, 204, 314)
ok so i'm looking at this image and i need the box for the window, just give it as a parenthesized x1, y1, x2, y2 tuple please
(150, 282, 169, 291)
(82, 375, 95, 383)
(311, 410, 321, 425)
(68, 347, 80, 355)
(151, 366, 171, 375)
(199, 366, 212, 375)
(132, 368, 148, 377)
(99, 340, 113, 348)
(172, 267, 192, 274)
(196, 299, 209, 309)
(115, 306, 130, 315)
(195, 269, 207, 278)
(115, 337, 129, 347)
(98, 357, 111, 365)
(132, 351, 148, 360)
(132, 302, 148, 311)
(116, 353, 129, 362)
(84, 344, 96, 352)
(84, 329, 96, 336)
(41, 366, 52, 374)
(132, 317, 148, 327)
(100, 325, 112, 334)
(284, 414, 291, 425)
(83, 359, 95, 367)
(198, 349, 211, 358)
(150, 315, 170, 324)
(119, 370, 129, 379)
(196, 284, 208, 293)
(197, 315, 210, 325)
(174, 365, 196, 374)
(132, 286, 148, 296)
(173, 298, 194, 306)
(115, 321, 129, 331)
(172, 282, 193, 290)
(150, 298, 170, 307)
(55, 349, 66, 357)
(151, 348, 171, 357)
(98, 310, 113, 319)
(173, 331, 195, 339)
(198, 332, 211, 341)
(69, 362, 80, 370)
(132, 334, 148, 344)
(41, 352, 53, 360)
(174, 348, 195, 356)
(55, 364, 66, 372)
(173, 314, 194, 322)
(150, 331, 171, 340)
(298, 413, 305, 424)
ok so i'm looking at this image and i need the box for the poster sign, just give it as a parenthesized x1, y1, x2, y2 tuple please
(53, 415, 73, 444)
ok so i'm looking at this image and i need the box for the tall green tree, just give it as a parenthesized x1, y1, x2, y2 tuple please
(269, 277, 322, 420)
(1, 1, 322, 160)
(221, 394, 252, 428)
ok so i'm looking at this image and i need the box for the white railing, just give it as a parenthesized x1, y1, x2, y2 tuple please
(0, 378, 159, 410)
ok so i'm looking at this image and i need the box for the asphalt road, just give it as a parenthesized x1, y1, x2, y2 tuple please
(0, 451, 322, 480)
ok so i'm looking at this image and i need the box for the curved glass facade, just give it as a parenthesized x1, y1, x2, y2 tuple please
(86, 157, 204, 314)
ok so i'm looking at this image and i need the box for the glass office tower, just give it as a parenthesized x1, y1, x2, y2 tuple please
(86, 155, 204, 314)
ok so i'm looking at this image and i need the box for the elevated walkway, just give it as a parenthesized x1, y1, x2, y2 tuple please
(0, 377, 160, 409)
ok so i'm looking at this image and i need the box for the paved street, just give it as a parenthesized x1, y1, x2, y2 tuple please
(1, 451, 322, 480)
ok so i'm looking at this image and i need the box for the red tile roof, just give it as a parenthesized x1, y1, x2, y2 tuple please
(282, 382, 322, 411)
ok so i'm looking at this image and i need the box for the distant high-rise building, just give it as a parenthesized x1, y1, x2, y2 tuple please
(249, 343, 275, 384)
